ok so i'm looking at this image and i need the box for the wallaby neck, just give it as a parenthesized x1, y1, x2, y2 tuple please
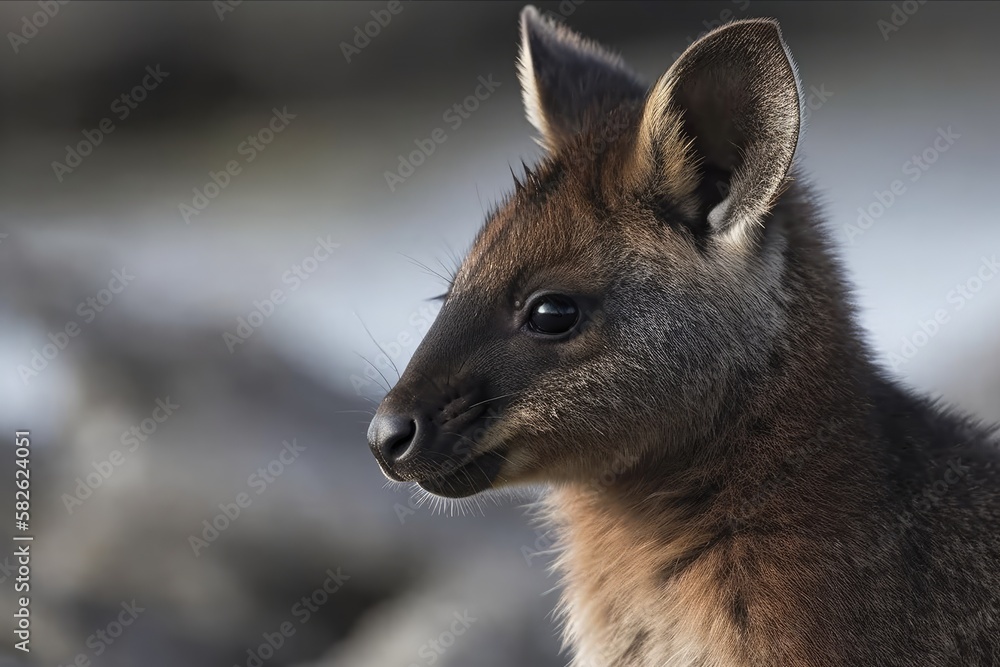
(544, 203, 883, 665)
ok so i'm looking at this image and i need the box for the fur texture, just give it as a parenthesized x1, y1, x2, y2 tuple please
(368, 8, 1000, 666)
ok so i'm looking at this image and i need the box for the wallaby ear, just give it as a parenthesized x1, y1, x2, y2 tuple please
(518, 5, 646, 153)
(629, 19, 802, 248)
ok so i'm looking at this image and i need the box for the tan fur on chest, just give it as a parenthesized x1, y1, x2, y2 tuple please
(549, 489, 744, 667)
(367, 6, 1000, 666)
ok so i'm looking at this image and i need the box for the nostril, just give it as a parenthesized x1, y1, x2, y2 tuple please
(372, 413, 418, 465)
(385, 420, 416, 462)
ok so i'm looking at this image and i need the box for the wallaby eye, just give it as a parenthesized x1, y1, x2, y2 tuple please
(527, 295, 579, 335)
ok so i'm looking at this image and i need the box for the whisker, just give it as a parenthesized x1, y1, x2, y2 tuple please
(434, 255, 457, 288)
(353, 352, 391, 393)
(354, 311, 401, 381)
(400, 253, 454, 289)
(453, 352, 471, 381)
(382, 478, 410, 492)
(444, 243, 463, 277)
(465, 391, 519, 411)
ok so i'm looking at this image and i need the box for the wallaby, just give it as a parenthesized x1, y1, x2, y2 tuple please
(367, 7, 1000, 666)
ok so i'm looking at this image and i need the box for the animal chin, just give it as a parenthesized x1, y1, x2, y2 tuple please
(415, 449, 507, 498)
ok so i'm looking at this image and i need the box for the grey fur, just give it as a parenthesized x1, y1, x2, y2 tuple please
(368, 8, 1000, 666)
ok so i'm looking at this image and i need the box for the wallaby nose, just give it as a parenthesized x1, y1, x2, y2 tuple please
(368, 411, 418, 467)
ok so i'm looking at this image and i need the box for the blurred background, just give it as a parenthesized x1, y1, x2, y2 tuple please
(0, 1, 998, 665)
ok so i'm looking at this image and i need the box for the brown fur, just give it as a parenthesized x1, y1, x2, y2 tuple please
(368, 8, 1000, 666)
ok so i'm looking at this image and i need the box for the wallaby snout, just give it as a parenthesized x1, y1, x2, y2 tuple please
(368, 352, 507, 497)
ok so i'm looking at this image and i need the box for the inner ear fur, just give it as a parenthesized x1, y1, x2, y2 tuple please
(627, 19, 802, 246)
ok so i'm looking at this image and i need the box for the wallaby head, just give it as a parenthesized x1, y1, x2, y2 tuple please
(367, 10, 1000, 666)
(369, 8, 810, 498)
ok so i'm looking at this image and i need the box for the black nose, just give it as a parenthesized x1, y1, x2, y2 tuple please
(368, 411, 418, 466)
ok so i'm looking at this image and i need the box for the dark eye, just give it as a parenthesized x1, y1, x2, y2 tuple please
(527, 295, 579, 335)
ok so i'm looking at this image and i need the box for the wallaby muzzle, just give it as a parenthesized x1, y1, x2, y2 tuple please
(368, 370, 506, 497)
